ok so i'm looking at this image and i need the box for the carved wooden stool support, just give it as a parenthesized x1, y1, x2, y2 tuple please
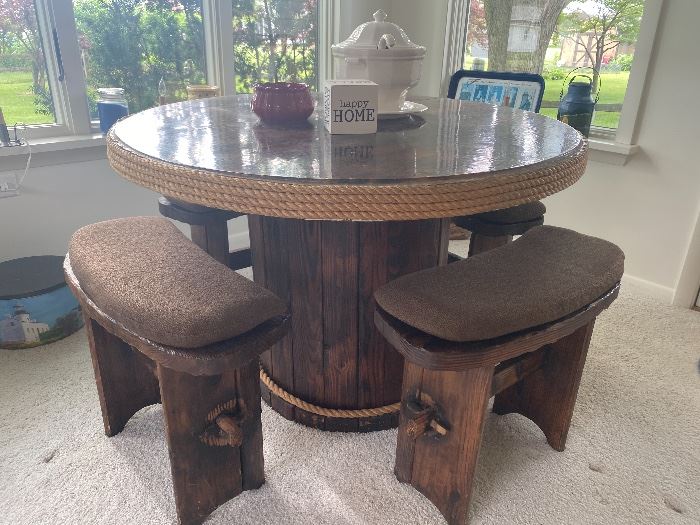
(158, 360, 265, 524)
(395, 364, 493, 524)
(158, 196, 250, 268)
(493, 321, 595, 451)
(85, 318, 160, 437)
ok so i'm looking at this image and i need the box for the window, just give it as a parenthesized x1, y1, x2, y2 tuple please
(0, 0, 323, 142)
(231, 0, 319, 93)
(1, 0, 657, 151)
(463, 0, 647, 138)
(73, 0, 207, 116)
(0, 0, 56, 126)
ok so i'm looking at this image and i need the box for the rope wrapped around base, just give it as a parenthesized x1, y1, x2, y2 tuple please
(259, 368, 400, 418)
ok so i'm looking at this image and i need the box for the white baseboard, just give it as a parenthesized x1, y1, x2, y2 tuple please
(622, 274, 675, 304)
(229, 231, 250, 251)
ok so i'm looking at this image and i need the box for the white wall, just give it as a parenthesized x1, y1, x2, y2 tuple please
(2, 1, 698, 305)
(0, 158, 249, 260)
(1, 159, 160, 260)
(543, 0, 700, 302)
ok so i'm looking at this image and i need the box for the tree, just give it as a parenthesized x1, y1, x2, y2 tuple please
(466, 0, 487, 53)
(74, 0, 206, 112)
(232, 0, 317, 92)
(483, 0, 571, 73)
(558, 0, 643, 90)
(0, 0, 47, 89)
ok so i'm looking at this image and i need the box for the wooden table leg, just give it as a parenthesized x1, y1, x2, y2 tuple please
(249, 215, 450, 432)
(159, 197, 238, 266)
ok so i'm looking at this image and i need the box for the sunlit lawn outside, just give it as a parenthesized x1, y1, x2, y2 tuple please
(462, 56, 630, 130)
(541, 71, 630, 129)
(2, 66, 630, 130)
(0, 71, 54, 125)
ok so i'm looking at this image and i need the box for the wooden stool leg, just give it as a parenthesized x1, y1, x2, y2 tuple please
(234, 360, 265, 490)
(493, 321, 595, 451)
(395, 362, 493, 525)
(158, 363, 264, 525)
(191, 221, 229, 265)
(468, 233, 512, 256)
(85, 318, 160, 437)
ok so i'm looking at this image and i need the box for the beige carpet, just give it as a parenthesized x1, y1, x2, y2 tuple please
(1, 281, 699, 525)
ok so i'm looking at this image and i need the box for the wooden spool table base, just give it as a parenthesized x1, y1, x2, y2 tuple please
(250, 216, 450, 431)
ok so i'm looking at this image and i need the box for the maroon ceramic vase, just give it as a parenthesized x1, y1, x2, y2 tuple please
(251, 82, 315, 124)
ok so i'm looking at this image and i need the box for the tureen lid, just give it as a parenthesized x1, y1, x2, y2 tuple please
(331, 10, 426, 59)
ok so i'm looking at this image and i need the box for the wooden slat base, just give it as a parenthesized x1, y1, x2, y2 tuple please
(159, 365, 246, 525)
(261, 382, 400, 432)
(250, 215, 450, 432)
(395, 363, 493, 525)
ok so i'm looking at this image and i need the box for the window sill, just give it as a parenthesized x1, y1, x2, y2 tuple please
(587, 138, 640, 166)
(0, 133, 107, 171)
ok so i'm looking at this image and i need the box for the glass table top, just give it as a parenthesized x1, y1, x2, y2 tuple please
(110, 95, 585, 184)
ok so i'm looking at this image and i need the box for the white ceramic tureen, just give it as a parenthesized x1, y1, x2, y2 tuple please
(332, 10, 426, 113)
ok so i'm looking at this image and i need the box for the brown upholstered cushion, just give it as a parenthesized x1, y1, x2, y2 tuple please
(68, 217, 286, 348)
(475, 201, 546, 225)
(375, 226, 624, 342)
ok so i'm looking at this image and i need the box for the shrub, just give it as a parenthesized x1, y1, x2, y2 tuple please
(32, 83, 54, 117)
(611, 53, 634, 71)
(542, 64, 568, 81)
(0, 53, 33, 70)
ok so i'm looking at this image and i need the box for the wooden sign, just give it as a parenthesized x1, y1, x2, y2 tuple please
(323, 80, 378, 134)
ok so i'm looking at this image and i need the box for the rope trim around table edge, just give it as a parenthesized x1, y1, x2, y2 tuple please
(106, 129, 588, 221)
(259, 368, 400, 419)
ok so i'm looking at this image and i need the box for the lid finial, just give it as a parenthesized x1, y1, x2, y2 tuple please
(373, 9, 387, 22)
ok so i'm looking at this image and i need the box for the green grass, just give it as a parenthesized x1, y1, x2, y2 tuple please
(0, 70, 55, 125)
(463, 56, 629, 129)
(1, 65, 631, 130)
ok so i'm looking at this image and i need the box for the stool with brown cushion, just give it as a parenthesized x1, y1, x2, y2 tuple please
(65, 217, 288, 525)
(159, 196, 251, 270)
(374, 226, 623, 525)
(453, 201, 546, 257)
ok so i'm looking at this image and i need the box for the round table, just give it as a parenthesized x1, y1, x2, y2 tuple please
(107, 95, 587, 431)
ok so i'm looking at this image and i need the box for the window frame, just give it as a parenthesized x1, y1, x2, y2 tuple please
(4, 0, 331, 150)
(6, 0, 661, 161)
(8, 0, 91, 140)
(202, 0, 235, 96)
(445, 0, 664, 148)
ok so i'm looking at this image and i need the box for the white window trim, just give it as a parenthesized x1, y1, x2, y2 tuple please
(2, 0, 336, 167)
(614, 0, 663, 146)
(440, 0, 469, 97)
(318, 0, 341, 88)
(4, 0, 660, 167)
(11, 0, 89, 140)
(202, 0, 235, 96)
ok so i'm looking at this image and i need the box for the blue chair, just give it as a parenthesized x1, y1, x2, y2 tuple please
(448, 70, 548, 256)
